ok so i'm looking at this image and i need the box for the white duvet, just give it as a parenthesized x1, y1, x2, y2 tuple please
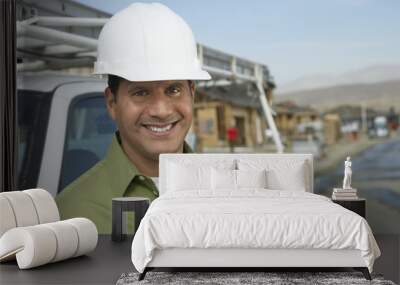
(131, 190, 380, 273)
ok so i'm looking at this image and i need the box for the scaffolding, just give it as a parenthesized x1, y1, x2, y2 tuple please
(16, 0, 284, 153)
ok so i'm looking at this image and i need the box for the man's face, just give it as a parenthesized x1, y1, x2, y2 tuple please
(105, 80, 195, 161)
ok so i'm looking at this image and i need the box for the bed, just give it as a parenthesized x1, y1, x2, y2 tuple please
(131, 153, 381, 280)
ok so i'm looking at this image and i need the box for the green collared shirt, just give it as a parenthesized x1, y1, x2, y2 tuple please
(56, 133, 192, 234)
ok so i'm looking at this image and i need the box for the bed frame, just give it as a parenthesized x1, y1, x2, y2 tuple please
(138, 154, 372, 281)
(139, 248, 371, 280)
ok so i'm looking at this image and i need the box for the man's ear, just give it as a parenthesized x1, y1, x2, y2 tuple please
(104, 87, 117, 121)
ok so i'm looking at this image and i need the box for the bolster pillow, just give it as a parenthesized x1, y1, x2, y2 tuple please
(0, 218, 98, 269)
(0, 189, 60, 237)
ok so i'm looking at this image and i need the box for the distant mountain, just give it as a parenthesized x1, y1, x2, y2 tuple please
(274, 79, 400, 111)
(277, 64, 400, 94)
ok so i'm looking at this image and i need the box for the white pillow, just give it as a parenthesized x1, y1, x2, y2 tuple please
(211, 168, 236, 190)
(266, 162, 307, 191)
(236, 169, 267, 189)
(167, 163, 211, 192)
(238, 159, 308, 191)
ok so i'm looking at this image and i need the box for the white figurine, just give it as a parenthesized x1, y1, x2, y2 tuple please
(342, 156, 352, 189)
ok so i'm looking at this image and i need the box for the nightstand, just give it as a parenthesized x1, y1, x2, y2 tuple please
(332, 198, 366, 218)
(112, 197, 150, 242)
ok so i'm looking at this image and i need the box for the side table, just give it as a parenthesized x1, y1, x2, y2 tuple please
(332, 198, 366, 218)
(112, 197, 150, 242)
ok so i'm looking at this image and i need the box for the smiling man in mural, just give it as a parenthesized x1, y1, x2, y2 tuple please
(56, 3, 211, 234)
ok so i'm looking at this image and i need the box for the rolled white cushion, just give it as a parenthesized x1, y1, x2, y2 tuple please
(0, 196, 17, 237)
(0, 226, 57, 269)
(23, 189, 60, 223)
(0, 189, 59, 239)
(0, 218, 98, 269)
(42, 221, 79, 262)
(0, 191, 39, 227)
(64, 218, 98, 257)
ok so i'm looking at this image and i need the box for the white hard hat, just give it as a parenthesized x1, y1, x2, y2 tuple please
(93, 2, 211, 81)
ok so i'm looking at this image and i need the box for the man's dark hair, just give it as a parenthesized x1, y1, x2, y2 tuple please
(108, 74, 122, 99)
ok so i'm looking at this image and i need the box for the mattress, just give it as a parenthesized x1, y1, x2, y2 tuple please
(131, 190, 380, 273)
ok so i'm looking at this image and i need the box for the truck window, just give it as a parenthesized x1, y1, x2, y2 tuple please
(58, 94, 116, 192)
(17, 90, 52, 190)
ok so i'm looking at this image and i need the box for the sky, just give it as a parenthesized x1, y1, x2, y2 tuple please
(76, 0, 400, 87)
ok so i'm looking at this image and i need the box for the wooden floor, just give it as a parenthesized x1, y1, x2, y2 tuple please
(373, 234, 400, 284)
(0, 235, 398, 284)
(141, 234, 400, 283)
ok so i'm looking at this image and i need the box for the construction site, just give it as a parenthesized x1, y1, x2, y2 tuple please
(1, 0, 400, 284)
(14, 0, 400, 245)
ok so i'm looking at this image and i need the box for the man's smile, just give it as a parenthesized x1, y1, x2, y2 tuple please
(141, 120, 180, 136)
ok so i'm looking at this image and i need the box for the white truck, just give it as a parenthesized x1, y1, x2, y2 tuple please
(368, 116, 389, 138)
(18, 72, 115, 197)
(374, 116, 389, 138)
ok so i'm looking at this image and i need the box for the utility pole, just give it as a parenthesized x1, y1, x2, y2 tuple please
(361, 102, 367, 134)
